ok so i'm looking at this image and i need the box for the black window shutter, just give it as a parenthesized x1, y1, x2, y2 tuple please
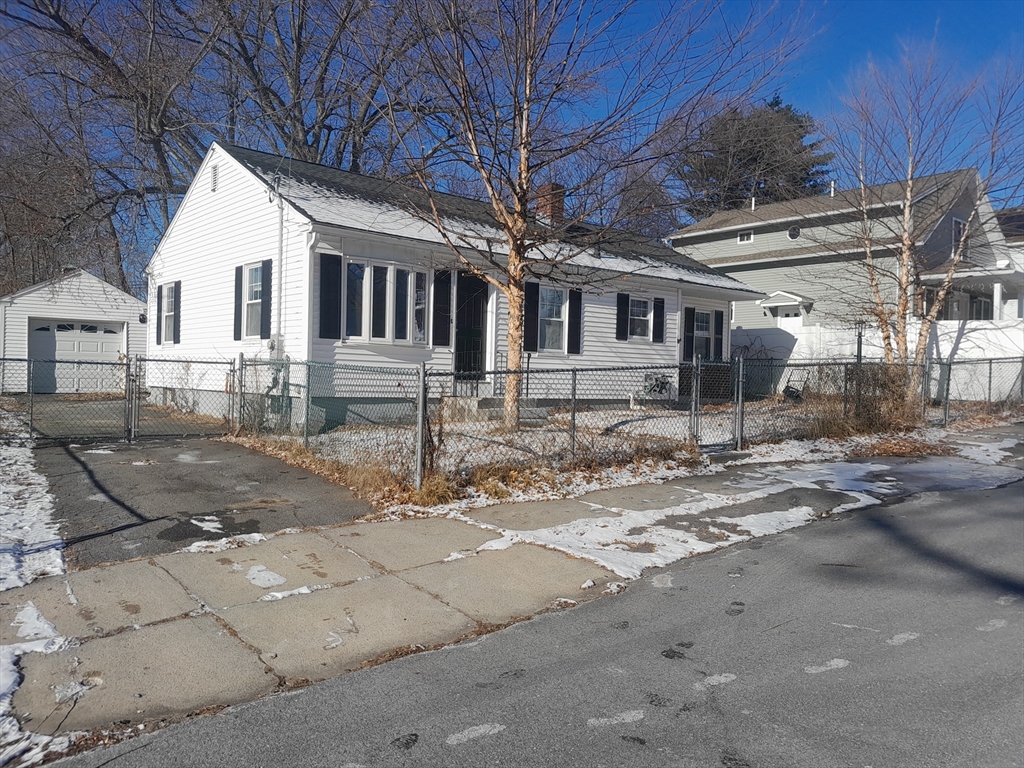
(713, 309, 725, 359)
(567, 289, 582, 355)
(156, 285, 163, 345)
(233, 266, 243, 340)
(260, 259, 272, 340)
(652, 298, 665, 344)
(173, 280, 181, 344)
(615, 293, 630, 341)
(523, 281, 540, 353)
(319, 255, 342, 339)
(432, 270, 452, 347)
(683, 306, 695, 361)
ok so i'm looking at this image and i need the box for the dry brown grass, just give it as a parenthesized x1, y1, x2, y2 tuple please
(849, 436, 956, 458)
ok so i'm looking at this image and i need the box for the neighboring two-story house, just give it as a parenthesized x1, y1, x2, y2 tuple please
(668, 169, 1023, 360)
(145, 143, 762, 387)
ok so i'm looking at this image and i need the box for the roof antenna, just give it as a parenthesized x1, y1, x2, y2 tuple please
(830, 180, 835, 198)
(750, 197, 756, 211)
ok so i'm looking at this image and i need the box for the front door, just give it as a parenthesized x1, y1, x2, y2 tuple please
(454, 273, 488, 378)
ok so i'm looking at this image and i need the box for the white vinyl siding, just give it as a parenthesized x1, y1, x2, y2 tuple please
(147, 145, 309, 361)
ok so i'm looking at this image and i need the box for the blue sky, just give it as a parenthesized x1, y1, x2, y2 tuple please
(778, 0, 1024, 117)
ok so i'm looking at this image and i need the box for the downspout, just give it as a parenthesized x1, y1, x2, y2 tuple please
(275, 177, 284, 360)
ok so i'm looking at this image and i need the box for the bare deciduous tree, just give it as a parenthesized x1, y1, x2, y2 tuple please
(387, 0, 804, 424)
(828, 43, 1022, 370)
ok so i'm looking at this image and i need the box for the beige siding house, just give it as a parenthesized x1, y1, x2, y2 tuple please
(146, 143, 762, 384)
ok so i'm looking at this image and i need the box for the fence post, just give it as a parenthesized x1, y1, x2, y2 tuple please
(228, 359, 236, 432)
(843, 362, 849, 419)
(570, 368, 578, 461)
(124, 357, 133, 442)
(943, 360, 952, 426)
(415, 362, 426, 491)
(27, 359, 34, 435)
(303, 362, 311, 448)
(923, 359, 931, 417)
(237, 352, 245, 431)
(693, 356, 702, 444)
(988, 359, 993, 404)
(735, 356, 744, 451)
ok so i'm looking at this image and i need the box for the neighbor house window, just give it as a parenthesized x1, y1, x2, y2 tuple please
(244, 264, 263, 337)
(737, 230, 753, 243)
(629, 298, 650, 338)
(345, 262, 365, 337)
(395, 269, 410, 341)
(57, 323, 73, 332)
(788, 226, 801, 240)
(538, 287, 564, 350)
(953, 218, 969, 256)
(163, 283, 177, 342)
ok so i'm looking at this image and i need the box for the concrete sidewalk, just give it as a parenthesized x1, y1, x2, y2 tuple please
(1, 517, 616, 737)
(2, 422, 1021, 746)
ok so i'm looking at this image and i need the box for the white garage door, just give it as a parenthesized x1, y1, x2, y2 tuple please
(27, 319, 126, 393)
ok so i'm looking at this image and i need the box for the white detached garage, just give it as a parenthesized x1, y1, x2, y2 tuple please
(0, 270, 145, 393)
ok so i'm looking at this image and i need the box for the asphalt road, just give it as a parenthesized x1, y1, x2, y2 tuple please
(52, 478, 1024, 768)
(33, 438, 373, 567)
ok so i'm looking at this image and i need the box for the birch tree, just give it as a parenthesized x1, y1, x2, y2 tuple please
(830, 43, 1022, 369)
(388, 0, 804, 425)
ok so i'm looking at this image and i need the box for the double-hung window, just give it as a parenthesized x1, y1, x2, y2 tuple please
(163, 283, 177, 343)
(953, 218, 969, 256)
(629, 298, 650, 338)
(539, 287, 564, 351)
(245, 264, 263, 337)
(693, 310, 712, 358)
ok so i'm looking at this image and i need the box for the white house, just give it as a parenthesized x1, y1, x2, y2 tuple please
(0, 270, 145, 393)
(146, 143, 761, 390)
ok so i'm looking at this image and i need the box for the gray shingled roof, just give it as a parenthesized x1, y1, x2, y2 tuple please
(996, 206, 1024, 244)
(671, 169, 977, 239)
(219, 144, 752, 292)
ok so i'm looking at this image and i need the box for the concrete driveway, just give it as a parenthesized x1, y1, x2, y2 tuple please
(33, 438, 374, 567)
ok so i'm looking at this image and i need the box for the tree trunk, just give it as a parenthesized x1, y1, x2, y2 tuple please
(502, 277, 525, 430)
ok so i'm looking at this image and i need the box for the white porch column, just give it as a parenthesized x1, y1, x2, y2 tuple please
(992, 281, 1003, 320)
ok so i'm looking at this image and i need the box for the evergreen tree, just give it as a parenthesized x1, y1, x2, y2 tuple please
(673, 96, 833, 221)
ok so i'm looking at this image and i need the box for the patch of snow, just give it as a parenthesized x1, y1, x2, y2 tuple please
(190, 516, 223, 533)
(245, 565, 287, 588)
(0, 412, 64, 592)
(1, 602, 73, 766)
(804, 659, 850, 674)
(82, 449, 114, 454)
(445, 724, 507, 745)
(179, 533, 267, 553)
(886, 632, 919, 646)
(443, 550, 474, 562)
(587, 710, 644, 727)
(258, 584, 331, 602)
(955, 438, 1018, 465)
(694, 673, 737, 690)
(580, 579, 596, 589)
(713, 506, 817, 536)
(976, 619, 1007, 632)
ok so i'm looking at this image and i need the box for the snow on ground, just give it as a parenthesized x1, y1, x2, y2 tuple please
(0, 412, 64, 590)
(0, 603, 73, 766)
(0, 413, 71, 765)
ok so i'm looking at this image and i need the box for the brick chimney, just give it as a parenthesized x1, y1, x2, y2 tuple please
(537, 182, 565, 226)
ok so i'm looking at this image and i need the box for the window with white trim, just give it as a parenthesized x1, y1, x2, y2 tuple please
(629, 298, 650, 338)
(344, 259, 429, 343)
(694, 310, 712, 358)
(413, 272, 428, 343)
(539, 286, 565, 351)
(345, 262, 365, 337)
(737, 230, 753, 243)
(163, 283, 178, 342)
(244, 264, 262, 337)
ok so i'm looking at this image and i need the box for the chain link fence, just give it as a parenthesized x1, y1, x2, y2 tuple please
(0, 356, 234, 441)
(2, 354, 1021, 486)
